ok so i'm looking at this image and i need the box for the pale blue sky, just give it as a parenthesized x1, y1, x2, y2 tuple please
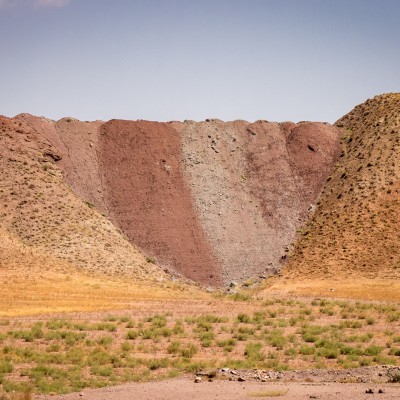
(0, 0, 399, 122)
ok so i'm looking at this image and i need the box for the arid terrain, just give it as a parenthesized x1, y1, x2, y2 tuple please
(1, 114, 341, 286)
(271, 93, 400, 299)
(1, 94, 400, 399)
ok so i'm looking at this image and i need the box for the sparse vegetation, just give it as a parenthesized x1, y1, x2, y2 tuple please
(284, 93, 400, 299)
(248, 390, 287, 397)
(0, 298, 399, 395)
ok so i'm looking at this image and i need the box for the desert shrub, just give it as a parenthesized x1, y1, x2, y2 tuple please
(266, 330, 287, 350)
(147, 358, 169, 370)
(172, 321, 185, 335)
(179, 343, 197, 359)
(364, 345, 382, 356)
(199, 331, 214, 347)
(197, 315, 227, 324)
(92, 322, 117, 332)
(388, 348, 400, 356)
(0, 360, 13, 374)
(120, 341, 131, 352)
(10, 325, 44, 342)
(167, 341, 181, 355)
(237, 313, 251, 323)
(147, 314, 167, 328)
(216, 339, 236, 352)
(244, 342, 264, 362)
(196, 320, 213, 332)
(64, 348, 85, 365)
(97, 336, 113, 347)
(339, 320, 362, 329)
(87, 349, 112, 366)
(299, 345, 315, 355)
(90, 365, 113, 377)
(46, 319, 71, 330)
(229, 293, 251, 302)
(340, 346, 363, 356)
(234, 326, 255, 341)
(252, 312, 266, 323)
(126, 330, 139, 340)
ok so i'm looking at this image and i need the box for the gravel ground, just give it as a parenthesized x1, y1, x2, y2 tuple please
(38, 376, 400, 400)
(38, 367, 400, 400)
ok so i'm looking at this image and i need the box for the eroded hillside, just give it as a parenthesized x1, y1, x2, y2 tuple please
(0, 116, 161, 281)
(1, 114, 340, 286)
(177, 120, 340, 283)
(284, 93, 400, 282)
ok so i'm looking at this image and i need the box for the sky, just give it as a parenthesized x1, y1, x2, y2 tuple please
(0, 0, 399, 123)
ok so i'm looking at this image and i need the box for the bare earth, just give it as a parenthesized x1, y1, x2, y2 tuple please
(3, 114, 340, 286)
(39, 375, 400, 400)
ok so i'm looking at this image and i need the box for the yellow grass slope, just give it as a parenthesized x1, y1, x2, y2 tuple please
(0, 227, 207, 317)
(271, 93, 400, 299)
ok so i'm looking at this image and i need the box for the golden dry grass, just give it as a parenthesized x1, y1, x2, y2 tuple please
(266, 277, 400, 302)
(0, 229, 208, 317)
(0, 270, 209, 317)
(248, 390, 287, 397)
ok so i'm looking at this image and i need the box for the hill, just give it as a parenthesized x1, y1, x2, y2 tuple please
(1, 115, 341, 286)
(275, 93, 400, 299)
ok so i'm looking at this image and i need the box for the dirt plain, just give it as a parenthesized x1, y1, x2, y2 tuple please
(38, 375, 400, 400)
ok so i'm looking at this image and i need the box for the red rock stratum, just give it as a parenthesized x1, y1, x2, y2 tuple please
(1, 115, 341, 286)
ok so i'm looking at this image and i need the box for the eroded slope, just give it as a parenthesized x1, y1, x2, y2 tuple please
(99, 120, 221, 285)
(0, 116, 160, 280)
(3, 115, 341, 286)
(284, 93, 400, 281)
(178, 120, 340, 283)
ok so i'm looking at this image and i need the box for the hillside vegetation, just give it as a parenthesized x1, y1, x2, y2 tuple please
(278, 94, 400, 297)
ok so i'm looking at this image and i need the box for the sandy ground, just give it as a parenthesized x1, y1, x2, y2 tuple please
(38, 376, 400, 400)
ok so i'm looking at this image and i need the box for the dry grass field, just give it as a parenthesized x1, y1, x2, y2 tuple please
(0, 295, 400, 395)
(266, 277, 400, 302)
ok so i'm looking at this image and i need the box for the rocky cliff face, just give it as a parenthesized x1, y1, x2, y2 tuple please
(2, 114, 341, 286)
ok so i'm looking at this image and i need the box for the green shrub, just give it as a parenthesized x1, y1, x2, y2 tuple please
(167, 341, 181, 355)
(172, 321, 185, 335)
(244, 342, 264, 362)
(148, 314, 167, 328)
(237, 313, 251, 323)
(299, 345, 315, 355)
(147, 358, 169, 370)
(120, 341, 132, 352)
(229, 293, 251, 302)
(217, 339, 236, 352)
(364, 345, 382, 356)
(97, 336, 113, 347)
(90, 365, 113, 377)
(126, 330, 139, 340)
(0, 360, 13, 374)
(199, 331, 214, 347)
(180, 343, 197, 359)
